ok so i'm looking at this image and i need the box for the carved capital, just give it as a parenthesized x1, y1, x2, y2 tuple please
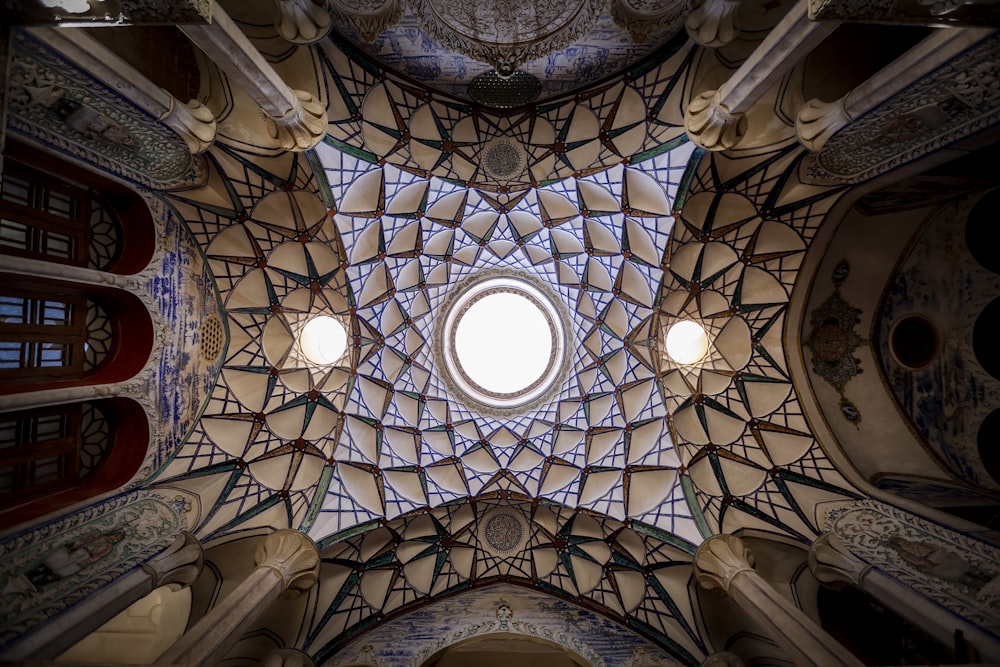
(256, 529, 320, 597)
(275, 0, 333, 45)
(142, 532, 204, 590)
(795, 97, 850, 153)
(612, 0, 688, 43)
(694, 534, 756, 594)
(685, 0, 741, 48)
(264, 89, 327, 152)
(808, 532, 872, 589)
(685, 89, 747, 151)
(263, 648, 316, 667)
(161, 98, 217, 154)
(700, 652, 747, 667)
(329, 0, 403, 42)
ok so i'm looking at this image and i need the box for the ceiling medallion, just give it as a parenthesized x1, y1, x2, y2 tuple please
(408, 0, 605, 75)
(481, 138, 526, 181)
(478, 508, 529, 557)
(436, 270, 570, 417)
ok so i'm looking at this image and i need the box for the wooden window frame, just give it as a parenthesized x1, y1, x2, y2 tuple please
(0, 162, 92, 267)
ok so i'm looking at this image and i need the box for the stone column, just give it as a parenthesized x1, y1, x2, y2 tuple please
(809, 533, 1000, 661)
(275, 0, 333, 44)
(694, 534, 863, 667)
(180, 2, 327, 151)
(158, 529, 320, 667)
(795, 26, 994, 152)
(686, 0, 741, 48)
(263, 647, 317, 667)
(0, 533, 203, 661)
(684, 0, 837, 151)
(28, 27, 216, 154)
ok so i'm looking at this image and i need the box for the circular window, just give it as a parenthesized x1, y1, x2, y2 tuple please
(665, 320, 710, 365)
(299, 315, 348, 366)
(890, 315, 938, 370)
(439, 273, 568, 413)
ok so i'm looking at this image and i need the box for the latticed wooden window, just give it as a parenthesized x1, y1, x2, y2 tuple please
(0, 406, 81, 497)
(0, 288, 87, 381)
(0, 403, 110, 499)
(0, 161, 120, 269)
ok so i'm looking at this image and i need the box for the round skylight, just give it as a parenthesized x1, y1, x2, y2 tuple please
(299, 315, 348, 365)
(440, 274, 567, 412)
(665, 320, 709, 365)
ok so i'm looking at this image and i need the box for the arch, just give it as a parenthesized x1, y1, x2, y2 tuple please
(0, 274, 154, 393)
(2, 140, 156, 275)
(301, 496, 704, 666)
(419, 632, 590, 667)
(0, 396, 149, 528)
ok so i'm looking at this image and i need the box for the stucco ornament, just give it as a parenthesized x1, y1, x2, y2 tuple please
(275, 0, 334, 44)
(407, 0, 606, 75)
(329, 0, 403, 41)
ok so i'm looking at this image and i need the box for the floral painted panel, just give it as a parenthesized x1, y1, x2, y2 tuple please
(827, 499, 1000, 636)
(0, 491, 194, 645)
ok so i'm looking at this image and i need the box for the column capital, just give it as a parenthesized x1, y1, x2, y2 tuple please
(685, 0, 741, 48)
(700, 652, 746, 667)
(265, 89, 328, 152)
(795, 97, 849, 152)
(808, 532, 872, 589)
(263, 648, 316, 667)
(161, 99, 217, 154)
(142, 532, 205, 590)
(256, 529, 320, 597)
(275, 0, 333, 45)
(693, 534, 755, 594)
(684, 90, 747, 152)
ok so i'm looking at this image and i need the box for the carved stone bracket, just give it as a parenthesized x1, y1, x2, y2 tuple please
(263, 648, 317, 667)
(795, 97, 850, 152)
(160, 98, 218, 154)
(808, 532, 872, 589)
(611, 0, 689, 43)
(160, 530, 320, 666)
(701, 652, 747, 667)
(684, 90, 747, 152)
(685, 0, 837, 152)
(329, 0, 403, 42)
(264, 89, 328, 152)
(143, 531, 205, 590)
(256, 529, 321, 597)
(181, 3, 328, 152)
(685, 0, 741, 48)
(693, 534, 756, 594)
(275, 0, 333, 45)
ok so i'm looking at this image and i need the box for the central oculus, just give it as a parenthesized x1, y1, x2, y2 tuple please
(439, 273, 567, 413)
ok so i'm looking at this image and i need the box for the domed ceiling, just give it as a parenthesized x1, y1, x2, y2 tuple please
(327, 0, 689, 102)
(146, 20, 867, 662)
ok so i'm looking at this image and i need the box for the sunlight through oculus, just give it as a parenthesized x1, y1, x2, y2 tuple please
(665, 320, 709, 365)
(441, 275, 566, 411)
(299, 315, 348, 366)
